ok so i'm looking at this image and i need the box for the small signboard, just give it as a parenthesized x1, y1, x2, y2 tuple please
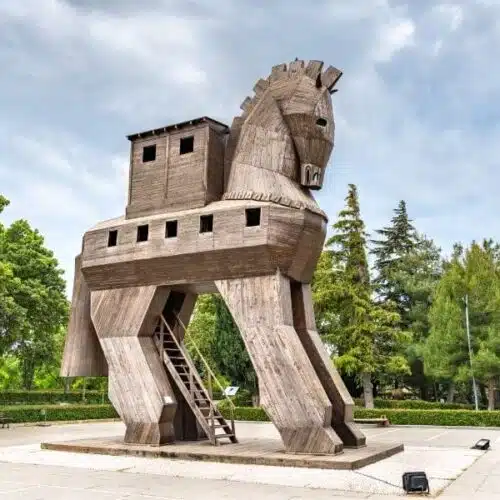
(223, 386, 239, 397)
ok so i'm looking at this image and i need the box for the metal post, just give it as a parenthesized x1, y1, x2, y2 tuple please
(465, 294, 479, 411)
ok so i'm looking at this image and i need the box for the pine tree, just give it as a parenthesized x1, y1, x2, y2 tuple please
(316, 184, 408, 408)
(371, 200, 418, 316)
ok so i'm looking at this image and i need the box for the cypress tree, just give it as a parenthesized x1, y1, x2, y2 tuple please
(318, 184, 407, 407)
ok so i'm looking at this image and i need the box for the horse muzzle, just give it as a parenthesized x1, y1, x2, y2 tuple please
(300, 164, 324, 190)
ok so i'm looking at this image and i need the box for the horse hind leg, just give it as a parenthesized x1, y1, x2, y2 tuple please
(216, 271, 344, 455)
(289, 281, 366, 448)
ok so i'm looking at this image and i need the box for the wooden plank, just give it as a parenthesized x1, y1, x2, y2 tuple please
(42, 438, 404, 470)
(216, 271, 344, 455)
(91, 286, 177, 445)
(290, 282, 366, 447)
(60, 254, 107, 377)
(62, 59, 356, 456)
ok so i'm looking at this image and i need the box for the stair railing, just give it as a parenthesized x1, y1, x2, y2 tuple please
(158, 314, 233, 443)
(174, 313, 236, 437)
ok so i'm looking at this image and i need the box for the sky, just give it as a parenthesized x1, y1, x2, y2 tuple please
(1, 0, 499, 296)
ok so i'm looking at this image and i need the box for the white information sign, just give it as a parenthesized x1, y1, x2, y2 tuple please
(223, 386, 239, 397)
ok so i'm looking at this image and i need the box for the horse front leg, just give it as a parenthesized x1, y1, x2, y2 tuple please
(90, 285, 177, 445)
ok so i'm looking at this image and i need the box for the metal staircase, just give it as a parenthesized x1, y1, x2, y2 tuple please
(154, 314, 237, 445)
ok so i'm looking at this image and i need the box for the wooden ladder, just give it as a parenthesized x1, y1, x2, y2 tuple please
(154, 315, 237, 445)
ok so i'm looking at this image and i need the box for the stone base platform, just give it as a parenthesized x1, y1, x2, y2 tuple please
(41, 437, 403, 470)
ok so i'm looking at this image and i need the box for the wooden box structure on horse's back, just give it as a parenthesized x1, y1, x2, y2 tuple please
(61, 59, 369, 456)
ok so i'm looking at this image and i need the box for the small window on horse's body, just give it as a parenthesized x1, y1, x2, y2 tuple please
(137, 224, 149, 242)
(108, 230, 118, 247)
(245, 208, 261, 227)
(316, 118, 327, 127)
(166, 220, 178, 238)
(200, 215, 213, 233)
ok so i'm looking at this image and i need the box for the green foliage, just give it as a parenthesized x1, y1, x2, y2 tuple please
(354, 408, 500, 427)
(0, 356, 21, 389)
(370, 201, 442, 398)
(0, 404, 117, 423)
(371, 200, 418, 319)
(0, 390, 109, 405)
(217, 403, 500, 427)
(217, 400, 268, 421)
(185, 295, 218, 375)
(352, 398, 473, 410)
(313, 184, 408, 406)
(211, 294, 257, 392)
(0, 196, 69, 389)
(425, 240, 500, 407)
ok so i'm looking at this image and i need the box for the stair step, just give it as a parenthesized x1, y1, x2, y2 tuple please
(215, 433, 234, 439)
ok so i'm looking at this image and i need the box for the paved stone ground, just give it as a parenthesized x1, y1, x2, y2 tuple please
(0, 420, 499, 499)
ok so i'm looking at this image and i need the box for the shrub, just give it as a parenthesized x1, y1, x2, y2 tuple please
(218, 402, 500, 427)
(0, 404, 118, 423)
(354, 408, 500, 427)
(0, 390, 109, 406)
(218, 400, 268, 421)
(352, 398, 473, 410)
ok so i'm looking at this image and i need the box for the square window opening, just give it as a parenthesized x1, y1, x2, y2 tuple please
(245, 208, 261, 227)
(166, 220, 178, 238)
(142, 144, 156, 162)
(180, 136, 194, 155)
(137, 224, 149, 242)
(108, 230, 118, 247)
(200, 214, 213, 233)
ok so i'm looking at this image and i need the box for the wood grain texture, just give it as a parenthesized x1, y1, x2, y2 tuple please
(60, 255, 107, 377)
(126, 120, 228, 219)
(290, 282, 366, 448)
(91, 286, 177, 445)
(216, 271, 344, 454)
(61, 60, 365, 455)
(80, 201, 325, 290)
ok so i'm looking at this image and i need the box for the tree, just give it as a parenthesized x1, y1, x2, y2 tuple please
(211, 295, 257, 393)
(185, 295, 218, 376)
(390, 235, 442, 398)
(371, 200, 418, 323)
(425, 240, 500, 407)
(315, 184, 408, 408)
(0, 197, 69, 389)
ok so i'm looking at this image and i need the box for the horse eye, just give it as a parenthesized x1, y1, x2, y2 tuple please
(316, 118, 327, 127)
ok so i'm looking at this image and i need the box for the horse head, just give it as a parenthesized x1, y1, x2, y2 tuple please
(270, 60, 341, 189)
(224, 60, 342, 202)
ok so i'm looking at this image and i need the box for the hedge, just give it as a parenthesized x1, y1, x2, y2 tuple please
(217, 401, 500, 427)
(352, 398, 474, 410)
(354, 409, 500, 427)
(0, 391, 110, 406)
(0, 404, 118, 423)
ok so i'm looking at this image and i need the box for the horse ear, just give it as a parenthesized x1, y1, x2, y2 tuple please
(315, 72, 322, 89)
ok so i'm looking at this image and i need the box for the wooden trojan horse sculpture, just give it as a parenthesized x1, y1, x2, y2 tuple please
(61, 59, 366, 455)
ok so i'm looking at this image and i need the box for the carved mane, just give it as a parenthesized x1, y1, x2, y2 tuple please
(223, 59, 342, 217)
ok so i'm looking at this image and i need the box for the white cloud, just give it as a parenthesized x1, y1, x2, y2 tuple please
(1, 0, 500, 297)
(433, 4, 464, 31)
(374, 18, 416, 61)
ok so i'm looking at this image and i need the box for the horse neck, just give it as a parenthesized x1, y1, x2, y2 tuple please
(225, 95, 298, 192)
(223, 96, 323, 217)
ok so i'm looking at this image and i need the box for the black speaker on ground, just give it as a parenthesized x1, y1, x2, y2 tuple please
(472, 439, 490, 450)
(402, 471, 429, 494)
